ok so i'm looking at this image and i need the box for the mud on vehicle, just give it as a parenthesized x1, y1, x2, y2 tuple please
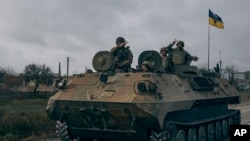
(47, 50, 240, 141)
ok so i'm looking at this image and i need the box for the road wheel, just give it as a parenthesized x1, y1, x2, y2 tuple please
(176, 130, 186, 141)
(222, 119, 228, 137)
(198, 126, 206, 141)
(207, 123, 214, 141)
(187, 128, 197, 141)
(228, 117, 233, 125)
(215, 122, 222, 140)
(167, 125, 177, 141)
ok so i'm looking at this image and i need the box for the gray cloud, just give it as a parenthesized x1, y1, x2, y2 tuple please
(0, 0, 249, 75)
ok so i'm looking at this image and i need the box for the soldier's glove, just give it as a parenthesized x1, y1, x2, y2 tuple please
(192, 56, 199, 61)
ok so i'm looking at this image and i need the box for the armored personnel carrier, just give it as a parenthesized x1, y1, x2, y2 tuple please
(46, 50, 240, 141)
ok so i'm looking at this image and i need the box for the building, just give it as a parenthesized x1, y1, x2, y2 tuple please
(234, 71, 250, 80)
(234, 71, 250, 90)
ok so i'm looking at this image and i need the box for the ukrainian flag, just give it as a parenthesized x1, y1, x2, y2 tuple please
(209, 9, 224, 29)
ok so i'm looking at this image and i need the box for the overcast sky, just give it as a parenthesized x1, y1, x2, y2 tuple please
(0, 0, 249, 75)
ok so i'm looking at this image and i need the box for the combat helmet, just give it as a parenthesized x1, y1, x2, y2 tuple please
(142, 61, 153, 70)
(160, 47, 167, 53)
(116, 37, 126, 45)
(176, 40, 184, 47)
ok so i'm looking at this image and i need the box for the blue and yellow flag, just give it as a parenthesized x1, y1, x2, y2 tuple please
(209, 9, 224, 29)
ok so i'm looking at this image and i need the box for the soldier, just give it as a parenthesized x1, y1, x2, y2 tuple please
(166, 40, 198, 65)
(160, 39, 176, 73)
(110, 37, 133, 72)
(141, 61, 153, 72)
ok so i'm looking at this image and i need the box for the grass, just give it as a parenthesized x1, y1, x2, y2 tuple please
(0, 99, 56, 141)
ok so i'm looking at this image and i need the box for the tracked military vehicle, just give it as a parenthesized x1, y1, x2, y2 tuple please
(46, 50, 240, 141)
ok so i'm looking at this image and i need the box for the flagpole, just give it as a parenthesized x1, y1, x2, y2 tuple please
(219, 50, 222, 74)
(208, 24, 210, 71)
(208, 9, 224, 72)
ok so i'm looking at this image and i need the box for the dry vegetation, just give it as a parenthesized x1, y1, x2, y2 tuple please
(0, 99, 56, 141)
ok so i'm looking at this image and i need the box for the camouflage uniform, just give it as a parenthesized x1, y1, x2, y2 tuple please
(160, 41, 175, 73)
(166, 40, 198, 65)
(110, 37, 133, 72)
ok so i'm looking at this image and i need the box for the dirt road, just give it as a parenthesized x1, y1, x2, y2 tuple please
(230, 99, 250, 125)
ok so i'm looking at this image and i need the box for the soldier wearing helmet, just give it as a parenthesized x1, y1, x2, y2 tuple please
(141, 61, 153, 72)
(166, 40, 198, 65)
(110, 37, 133, 72)
(160, 39, 176, 73)
(176, 40, 184, 47)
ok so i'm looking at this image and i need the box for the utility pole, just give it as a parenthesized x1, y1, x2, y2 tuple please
(67, 57, 70, 79)
(59, 62, 61, 79)
(219, 51, 222, 74)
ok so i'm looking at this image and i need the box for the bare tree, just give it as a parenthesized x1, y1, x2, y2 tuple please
(221, 64, 238, 84)
(5, 67, 17, 75)
(24, 64, 54, 94)
(0, 67, 7, 83)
